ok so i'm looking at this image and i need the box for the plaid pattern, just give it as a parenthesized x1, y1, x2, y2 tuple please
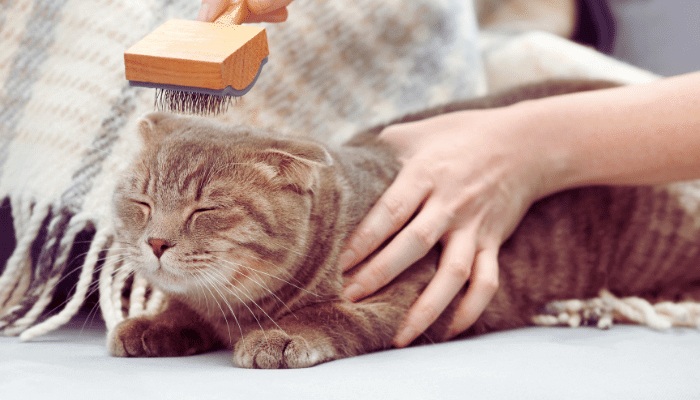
(0, 0, 484, 339)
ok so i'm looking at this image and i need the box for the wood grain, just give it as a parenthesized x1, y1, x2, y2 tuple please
(124, 19, 268, 91)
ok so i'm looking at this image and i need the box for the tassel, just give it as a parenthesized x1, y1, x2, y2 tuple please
(98, 244, 124, 332)
(20, 222, 109, 341)
(0, 199, 51, 330)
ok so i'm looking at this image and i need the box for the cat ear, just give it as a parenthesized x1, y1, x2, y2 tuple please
(137, 112, 177, 148)
(260, 142, 333, 192)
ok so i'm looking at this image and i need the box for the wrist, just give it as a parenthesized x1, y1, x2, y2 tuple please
(504, 99, 576, 200)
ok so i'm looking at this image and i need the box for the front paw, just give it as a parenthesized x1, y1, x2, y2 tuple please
(233, 329, 338, 369)
(108, 317, 209, 357)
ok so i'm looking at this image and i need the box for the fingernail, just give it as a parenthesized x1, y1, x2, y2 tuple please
(337, 249, 355, 271)
(343, 283, 364, 302)
(247, 0, 273, 15)
(197, 4, 210, 21)
(394, 326, 417, 348)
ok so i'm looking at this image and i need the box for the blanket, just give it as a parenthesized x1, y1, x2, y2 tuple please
(0, 0, 485, 340)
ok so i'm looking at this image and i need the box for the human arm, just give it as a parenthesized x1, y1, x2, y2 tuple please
(340, 72, 700, 347)
(197, 0, 294, 23)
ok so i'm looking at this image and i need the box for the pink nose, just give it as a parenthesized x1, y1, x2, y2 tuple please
(147, 238, 173, 259)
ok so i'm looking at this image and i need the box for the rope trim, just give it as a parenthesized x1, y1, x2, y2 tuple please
(0, 199, 51, 326)
(532, 289, 700, 330)
(128, 273, 148, 319)
(0, 196, 113, 339)
(98, 245, 123, 332)
(20, 225, 111, 341)
(99, 256, 167, 335)
(109, 259, 132, 329)
(7, 214, 93, 335)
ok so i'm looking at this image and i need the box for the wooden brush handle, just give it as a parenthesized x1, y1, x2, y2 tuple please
(214, 1, 250, 25)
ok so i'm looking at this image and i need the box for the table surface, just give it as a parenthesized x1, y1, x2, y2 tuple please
(2, 314, 699, 400)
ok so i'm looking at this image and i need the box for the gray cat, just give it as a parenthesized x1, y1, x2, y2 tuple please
(109, 80, 700, 368)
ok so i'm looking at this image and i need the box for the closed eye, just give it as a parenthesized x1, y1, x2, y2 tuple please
(132, 200, 151, 211)
(189, 207, 218, 221)
(187, 207, 219, 228)
(131, 200, 151, 219)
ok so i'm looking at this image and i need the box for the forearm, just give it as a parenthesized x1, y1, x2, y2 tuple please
(339, 76, 700, 343)
(512, 72, 700, 196)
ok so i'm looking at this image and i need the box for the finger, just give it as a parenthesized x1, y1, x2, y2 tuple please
(343, 199, 450, 302)
(393, 229, 476, 347)
(338, 165, 432, 272)
(245, 7, 288, 22)
(197, 0, 230, 22)
(445, 247, 500, 338)
(247, 0, 294, 15)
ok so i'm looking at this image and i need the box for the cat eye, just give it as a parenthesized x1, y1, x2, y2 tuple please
(131, 200, 152, 216)
(188, 207, 218, 226)
(191, 207, 218, 218)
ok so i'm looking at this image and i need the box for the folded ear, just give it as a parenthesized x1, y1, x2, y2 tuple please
(136, 112, 178, 149)
(259, 141, 333, 192)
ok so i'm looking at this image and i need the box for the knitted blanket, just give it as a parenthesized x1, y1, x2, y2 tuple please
(0, 0, 485, 339)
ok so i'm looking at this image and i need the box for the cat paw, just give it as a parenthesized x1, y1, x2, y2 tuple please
(108, 317, 210, 357)
(233, 329, 337, 369)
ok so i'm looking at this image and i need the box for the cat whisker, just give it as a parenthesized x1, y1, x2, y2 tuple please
(192, 271, 239, 347)
(209, 255, 295, 314)
(199, 268, 261, 341)
(212, 255, 319, 298)
(205, 265, 288, 334)
(38, 251, 132, 321)
(231, 265, 296, 317)
(230, 250, 302, 282)
(188, 271, 210, 315)
(271, 242, 313, 261)
(78, 278, 113, 335)
(198, 268, 271, 340)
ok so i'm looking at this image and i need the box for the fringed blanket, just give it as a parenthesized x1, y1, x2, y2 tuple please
(0, 0, 485, 339)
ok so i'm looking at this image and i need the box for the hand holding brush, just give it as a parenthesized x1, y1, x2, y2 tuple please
(125, 0, 294, 115)
(198, 0, 294, 23)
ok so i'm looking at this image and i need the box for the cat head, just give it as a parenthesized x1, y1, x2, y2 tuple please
(113, 112, 333, 295)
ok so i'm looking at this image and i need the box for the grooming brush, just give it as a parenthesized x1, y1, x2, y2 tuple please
(124, 1, 269, 115)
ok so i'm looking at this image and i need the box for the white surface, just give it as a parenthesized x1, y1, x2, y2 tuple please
(2, 314, 699, 400)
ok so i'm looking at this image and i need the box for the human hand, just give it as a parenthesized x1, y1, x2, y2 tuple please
(340, 107, 553, 347)
(197, 0, 294, 23)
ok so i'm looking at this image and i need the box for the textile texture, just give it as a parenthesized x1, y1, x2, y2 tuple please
(0, 0, 485, 339)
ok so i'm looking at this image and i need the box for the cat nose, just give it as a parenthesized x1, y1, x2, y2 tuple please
(147, 238, 174, 259)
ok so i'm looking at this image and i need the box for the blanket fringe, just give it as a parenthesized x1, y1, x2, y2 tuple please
(532, 289, 700, 330)
(98, 258, 166, 333)
(98, 245, 125, 332)
(0, 196, 118, 339)
(0, 199, 50, 318)
(10, 214, 93, 337)
(19, 222, 110, 341)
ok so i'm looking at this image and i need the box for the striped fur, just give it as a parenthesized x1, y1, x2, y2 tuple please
(109, 81, 700, 368)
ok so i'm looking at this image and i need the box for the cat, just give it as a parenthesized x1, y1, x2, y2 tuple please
(109, 80, 700, 368)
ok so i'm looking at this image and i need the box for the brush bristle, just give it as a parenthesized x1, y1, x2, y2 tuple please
(155, 89, 234, 115)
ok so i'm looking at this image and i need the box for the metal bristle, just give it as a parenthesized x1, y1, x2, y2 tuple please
(155, 89, 234, 115)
